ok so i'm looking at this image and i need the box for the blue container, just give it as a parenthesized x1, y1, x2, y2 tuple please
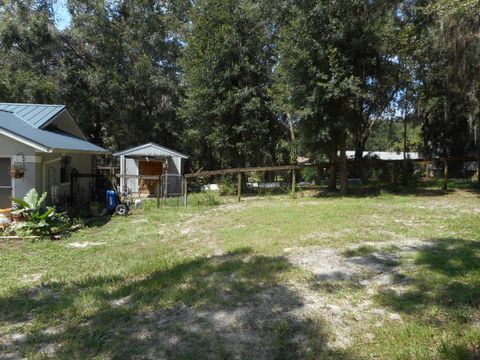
(106, 190, 118, 211)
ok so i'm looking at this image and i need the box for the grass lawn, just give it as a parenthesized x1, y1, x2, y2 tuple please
(1, 184, 479, 359)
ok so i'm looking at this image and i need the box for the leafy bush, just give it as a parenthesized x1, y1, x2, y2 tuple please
(301, 167, 317, 183)
(188, 191, 222, 206)
(11, 189, 73, 237)
(219, 177, 237, 196)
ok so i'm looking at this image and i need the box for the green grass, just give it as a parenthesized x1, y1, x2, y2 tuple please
(342, 245, 378, 258)
(0, 184, 479, 359)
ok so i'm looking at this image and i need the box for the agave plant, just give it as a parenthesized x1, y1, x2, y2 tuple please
(11, 189, 69, 236)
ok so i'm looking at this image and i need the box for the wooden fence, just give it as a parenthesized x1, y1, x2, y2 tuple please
(183, 157, 479, 201)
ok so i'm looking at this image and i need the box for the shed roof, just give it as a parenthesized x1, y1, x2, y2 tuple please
(113, 142, 189, 159)
(0, 109, 108, 154)
(0, 103, 65, 128)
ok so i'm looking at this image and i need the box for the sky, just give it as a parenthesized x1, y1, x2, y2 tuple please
(53, 0, 71, 30)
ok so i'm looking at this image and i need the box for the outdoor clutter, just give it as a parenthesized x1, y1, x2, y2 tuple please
(134, 199, 142, 209)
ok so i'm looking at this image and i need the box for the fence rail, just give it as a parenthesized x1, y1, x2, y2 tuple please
(184, 156, 479, 179)
(183, 157, 479, 202)
(86, 156, 479, 208)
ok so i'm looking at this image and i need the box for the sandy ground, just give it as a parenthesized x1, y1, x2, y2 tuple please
(3, 191, 477, 358)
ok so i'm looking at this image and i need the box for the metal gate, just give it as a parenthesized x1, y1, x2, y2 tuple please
(159, 174, 185, 206)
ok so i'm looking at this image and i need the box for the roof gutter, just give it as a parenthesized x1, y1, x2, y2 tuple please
(49, 148, 111, 155)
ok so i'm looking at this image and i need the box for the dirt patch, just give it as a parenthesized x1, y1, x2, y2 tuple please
(132, 285, 329, 359)
(21, 273, 44, 284)
(284, 239, 435, 349)
(66, 241, 107, 248)
(287, 238, 433, 289)
(110, 296, 132, 308)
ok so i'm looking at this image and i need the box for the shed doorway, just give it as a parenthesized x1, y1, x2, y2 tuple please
(138, 160, 164, 196)
(0, 158, 12, 208)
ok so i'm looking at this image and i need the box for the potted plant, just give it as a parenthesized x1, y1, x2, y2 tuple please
(10, 164, 25, 179)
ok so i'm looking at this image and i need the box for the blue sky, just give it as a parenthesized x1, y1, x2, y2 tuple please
(53, 0, 71, 30)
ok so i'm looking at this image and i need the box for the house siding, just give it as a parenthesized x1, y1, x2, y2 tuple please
(125, 157, 139, 193)
(0, 133, 36, 202)
(40, 152, 94, 204)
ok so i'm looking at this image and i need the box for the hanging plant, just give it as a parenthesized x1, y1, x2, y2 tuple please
(10, 164, 25, 179)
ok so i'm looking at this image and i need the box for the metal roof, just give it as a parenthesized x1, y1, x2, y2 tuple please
(0, 109, 109, 154)
(0, 103, 66, 128)
(345, 151, 420, 161)
(113, 142, 189, 159)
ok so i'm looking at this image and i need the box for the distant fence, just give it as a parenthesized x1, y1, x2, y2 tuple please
(185, 164, 301, 201)
(184, 157, 480, 201)
(80, 157, 479, 209)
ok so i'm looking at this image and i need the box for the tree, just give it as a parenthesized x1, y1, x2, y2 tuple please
(275, 0, 398, 192)
(411, 0, 480, 187)
(180, 0, 285, 170)
(60, 0, 188, 150)
(0, 0, 61, 103)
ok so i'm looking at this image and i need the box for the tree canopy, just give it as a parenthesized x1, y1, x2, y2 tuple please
(0, 0, 478, 175)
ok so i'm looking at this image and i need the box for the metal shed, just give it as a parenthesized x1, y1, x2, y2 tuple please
(113, 143, 188, 197)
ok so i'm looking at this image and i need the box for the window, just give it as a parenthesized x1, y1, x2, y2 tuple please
(0, 158, 12, 208)
(0, 158, 11, 187)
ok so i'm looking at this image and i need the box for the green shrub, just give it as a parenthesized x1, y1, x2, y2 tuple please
(301, 167, 317, 183)
(219, 177, 237, 196)
(11, 189, 73, 237)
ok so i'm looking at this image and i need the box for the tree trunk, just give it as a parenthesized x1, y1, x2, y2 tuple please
(477, 158, 480, 184)
(443, 159, 449, 190)
(328, 140, 338, 192)
(287, 113, 297, 164)
(477, 136, 480, 184)
(354, 140, 364, 179)
(402, 113, 408, 186)
(287, 113, 296, 141)
(339, 135, 348, 195)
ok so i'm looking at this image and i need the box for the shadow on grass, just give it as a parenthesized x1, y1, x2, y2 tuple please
(0, 248, 350, 359)
(314, 185, 457, 198)
(371, 238, 480, 359)
(312, 180, 480, 199)
(375, 238, 480, 315)
(308, 249, 407, 295)
(82, 215, 112, 228)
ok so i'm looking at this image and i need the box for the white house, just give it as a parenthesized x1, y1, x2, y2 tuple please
(114, 143, 188, 197)
(0, 103, 109, 208)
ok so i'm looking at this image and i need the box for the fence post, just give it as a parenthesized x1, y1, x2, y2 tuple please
(157, 176, 161, 209)
(184, 177, 188, 207)
(164, 174, 169, 206)
(237, 172, 241, 202)
(291, 167, 296, 193)
(138, 176, 142, 199)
